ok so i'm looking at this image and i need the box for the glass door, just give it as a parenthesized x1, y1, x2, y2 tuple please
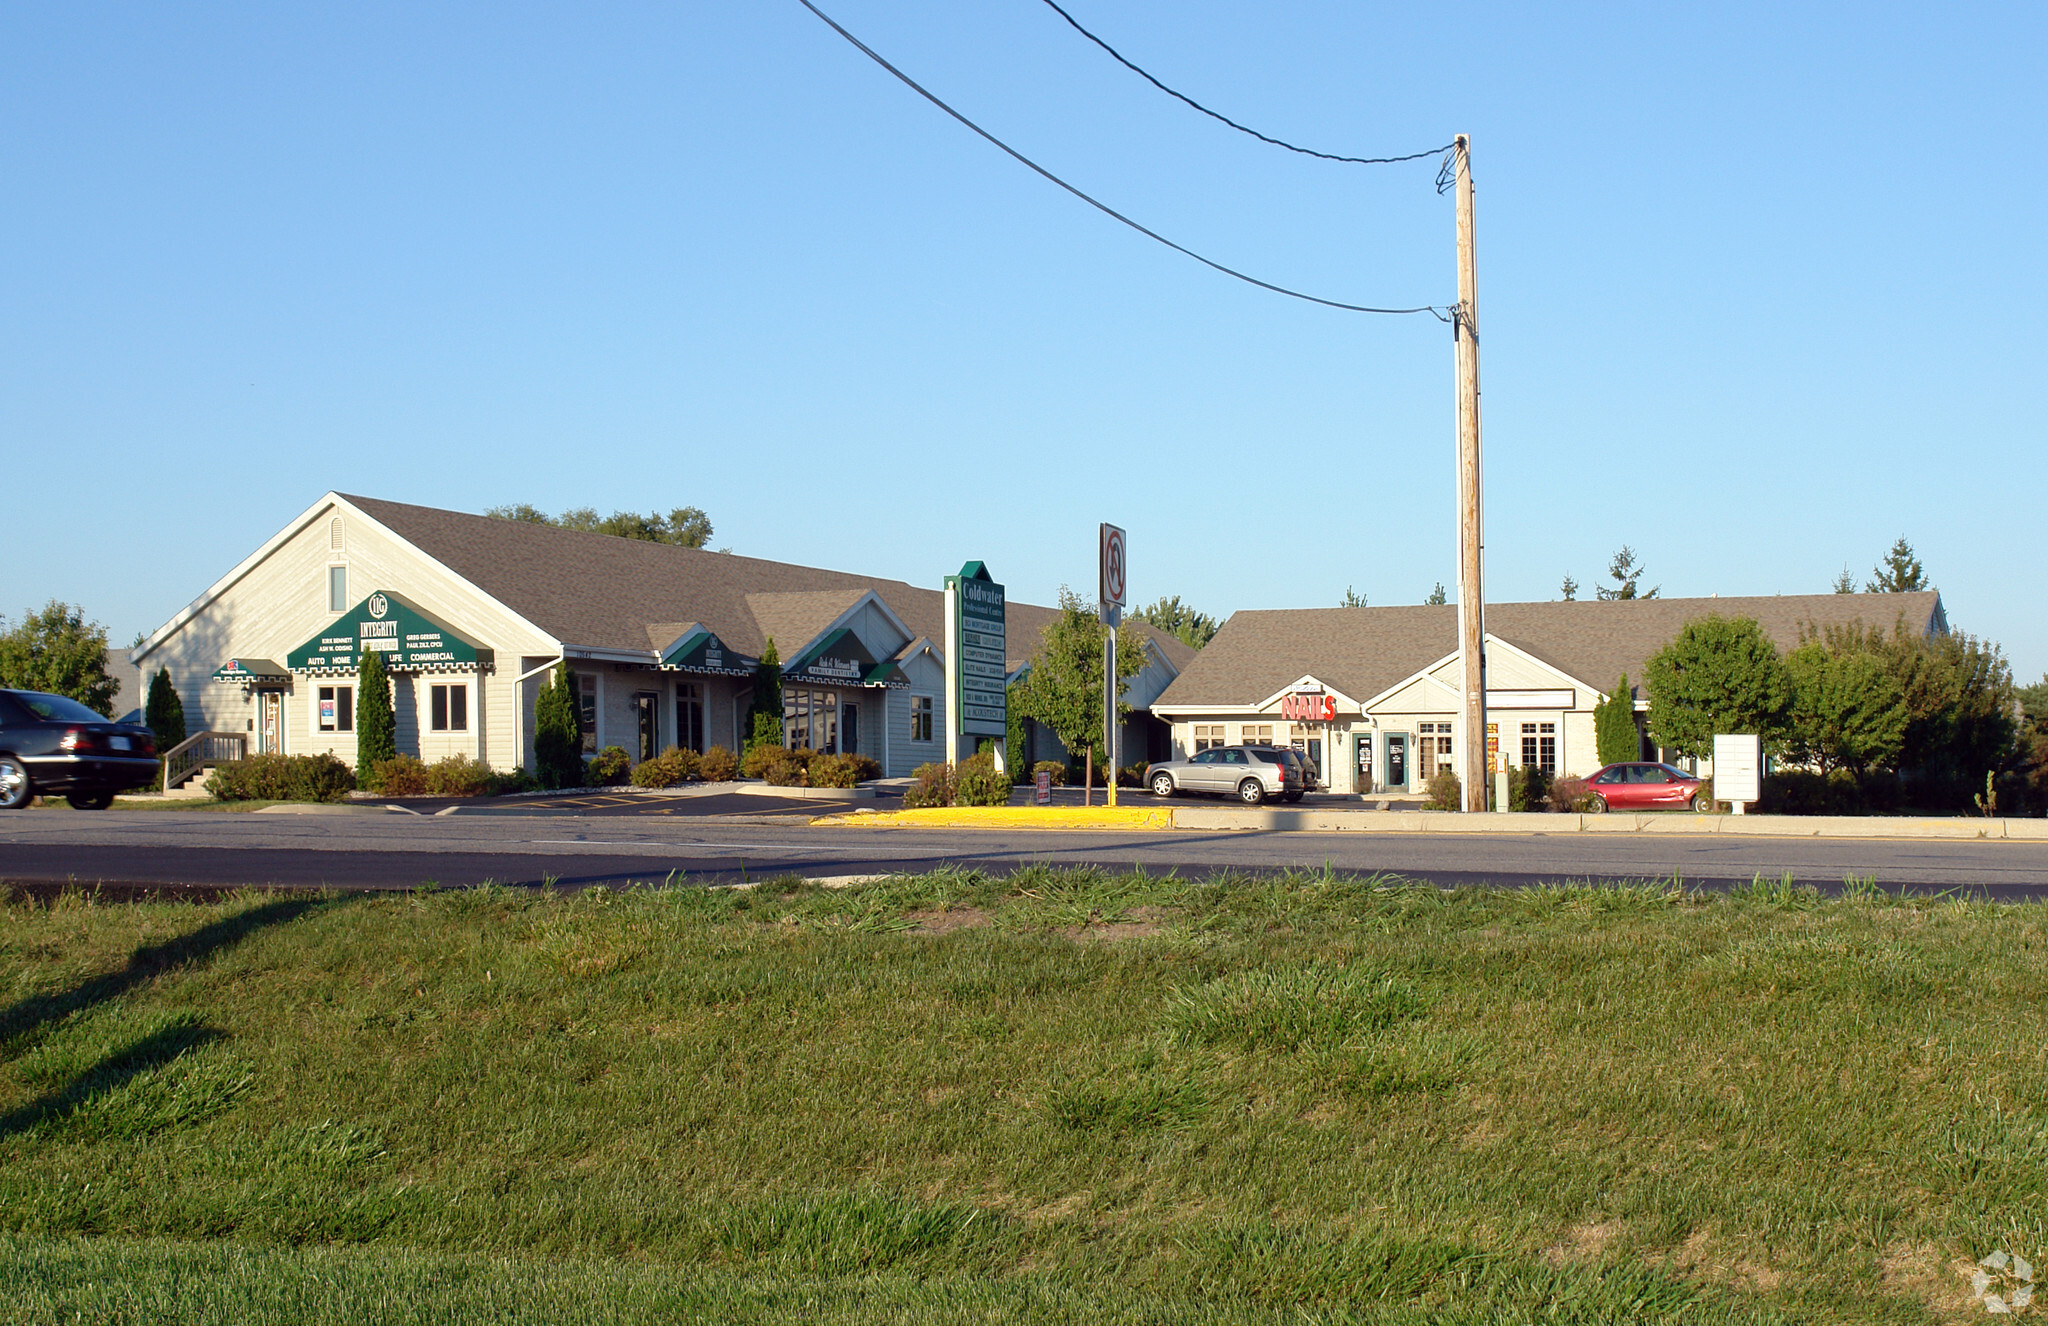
(634, 693, 659, 762)
(258, 690, 283, 754)
(840, 701, 859, 755)
(1385, 733, 1408, 790)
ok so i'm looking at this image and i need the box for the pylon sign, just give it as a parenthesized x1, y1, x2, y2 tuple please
(1099, 523, 1126, 627)
(945, 561, 1007, 739)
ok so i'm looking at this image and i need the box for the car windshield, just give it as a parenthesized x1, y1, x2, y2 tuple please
(12, 691, 108, 723)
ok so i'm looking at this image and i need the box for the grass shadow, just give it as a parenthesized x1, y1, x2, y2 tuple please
(0, 896, 325, 1055)
(0, 1016, 228, 1140)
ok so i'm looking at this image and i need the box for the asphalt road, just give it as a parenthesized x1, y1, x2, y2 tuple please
(6, 807, 2048, 898)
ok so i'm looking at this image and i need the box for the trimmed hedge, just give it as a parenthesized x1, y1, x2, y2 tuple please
(699, 746, 738, 782)
(631, 746, 700, 788)
(210, 753, 355, 803)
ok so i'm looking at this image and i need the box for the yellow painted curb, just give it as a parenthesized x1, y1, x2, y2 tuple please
(811, 805, 1173, 830)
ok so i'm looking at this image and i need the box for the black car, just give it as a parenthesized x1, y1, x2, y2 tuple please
(0, 689, 160, 809)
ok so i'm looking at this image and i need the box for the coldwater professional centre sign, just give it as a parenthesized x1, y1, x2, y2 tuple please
(945, 562, 1007, 739)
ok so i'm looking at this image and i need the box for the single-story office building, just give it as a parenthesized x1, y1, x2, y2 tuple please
(132, 493, 1193, 779)
(1150, 593, 1947, 795)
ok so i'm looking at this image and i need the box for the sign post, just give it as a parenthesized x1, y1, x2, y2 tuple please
(943, 562, 1007, 776)
(1712, 734, 1761, 815)
(1099, 524, 1127, 808)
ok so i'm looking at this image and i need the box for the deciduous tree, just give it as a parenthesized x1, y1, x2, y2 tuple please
(745, 640, 782, 752)
(0, 601, 117, 715)
(1643, 617, 1790, 759)
(1012, 589, 1145, 793)
(486, 504, 715, 548)
(1784, 642, 1907, 777)
(1131, 595, 1220, 649)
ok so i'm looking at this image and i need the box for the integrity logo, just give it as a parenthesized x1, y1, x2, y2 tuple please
(1974, 1250, 2035, 1314)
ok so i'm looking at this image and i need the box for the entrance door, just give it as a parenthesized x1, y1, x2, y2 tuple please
(258, 690, 283, 754)
(1354, 733, 1374, 794)
(840, 702, 858, 756)
(1385, 733, 1408, 790)
(634, 693, 660, 763)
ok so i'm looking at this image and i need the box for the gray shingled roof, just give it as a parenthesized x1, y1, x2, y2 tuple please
(342, 494, 1196, 675)
(1153, 593, 1946, 708)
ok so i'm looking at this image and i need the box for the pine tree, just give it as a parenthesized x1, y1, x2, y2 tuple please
(745, 640, 783, 752)
(1595, 546, 1659, 600)
(144, 667, 186, 753)
(1560, 574, 1579, 602)
(1832, 566, 1857, 594)
(533, 662, 584, 788)
(1339, 586, 1368, 608)
(1594, 674, 1640, 766)
(1425, 583, 1448, 606)
(355, 648, 396, 785)
(1865, 537, 1928, 593)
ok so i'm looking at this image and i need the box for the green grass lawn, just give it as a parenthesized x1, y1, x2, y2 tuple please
(2, 869, 2042, 1324)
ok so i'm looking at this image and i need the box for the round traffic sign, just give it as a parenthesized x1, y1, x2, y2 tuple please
(1103, 526, 1126, 605)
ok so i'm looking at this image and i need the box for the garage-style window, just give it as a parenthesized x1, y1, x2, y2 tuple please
(909, 695, 933, 742)
(1241, 724, 1273, 746)
(430, 684, 468, 732)
(318, 685, 354, 733)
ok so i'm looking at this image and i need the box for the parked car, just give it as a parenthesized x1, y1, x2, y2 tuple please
(0, 689, 160, 810)
(1583, 761, 1708, 813)
(1145, 744, 1307, 805)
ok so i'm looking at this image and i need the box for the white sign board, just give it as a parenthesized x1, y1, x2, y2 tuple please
(1099, 523, 1126, 626)
(1713, 734, 1762, 808)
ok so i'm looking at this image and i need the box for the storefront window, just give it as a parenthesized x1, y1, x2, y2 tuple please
(785, 688, 842, 753)
(318, 685, 354, 733)
(676, 683, 704, 753)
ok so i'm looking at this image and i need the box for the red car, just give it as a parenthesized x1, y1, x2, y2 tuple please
(1583, 762, 1709, 813)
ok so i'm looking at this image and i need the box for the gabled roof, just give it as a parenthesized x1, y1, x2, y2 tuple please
(1153, 593, 1947, 709)
(338, 494, 1196, 677)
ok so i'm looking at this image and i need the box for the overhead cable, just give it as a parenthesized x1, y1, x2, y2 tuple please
(794, 0, 1442, 317)
(1039, 0, 1453, 167)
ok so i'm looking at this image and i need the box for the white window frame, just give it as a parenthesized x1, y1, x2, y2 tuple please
(316, 684, 355, 734)
(326, 564, 349, 613)
(430, 683, 468, 732)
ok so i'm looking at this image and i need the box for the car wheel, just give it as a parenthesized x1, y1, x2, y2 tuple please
(0, 756, 31, 810)
(67, 792, 114, 810)
(1150, 773, 1175, 798)
(1690, 793, 1713, 813)
(1237, 778, 1266, 806)
(1587, 794, 1610, 814)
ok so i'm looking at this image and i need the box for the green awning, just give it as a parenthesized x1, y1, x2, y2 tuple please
(211, 658, 290, 683)
(658, 625, 753, 675)
(286, 591, 489, 673)
(784, 627, 889, 687)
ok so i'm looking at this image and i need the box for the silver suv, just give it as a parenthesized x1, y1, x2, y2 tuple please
(1145, 744, 1306, 805)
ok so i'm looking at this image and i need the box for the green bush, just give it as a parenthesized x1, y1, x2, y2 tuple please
(902, 762, 953, 809)
(354, 650, 396, 786)
(1424, 769, 1461, 811)
(953, 752, 1011, 807)
(587, 746, 631, 786)
(630, 746, 699, 788)
(845, 753, 881, 783)
(1508, 764, 1551, 812)
(533, 663, 583, 790)
(699, 746, 738, 782)
(740, 742, 804, 787)
(144, 667, 186, 755)
(209, 753, 355, 803)
(424, 755, 497, 797)
(1032, 760, 1067, 787)
(1760, 769, 1863, 815)
(370, 755, 429, 795)
(1118, 761, 1149, 788)
(488, 766, 541, 795)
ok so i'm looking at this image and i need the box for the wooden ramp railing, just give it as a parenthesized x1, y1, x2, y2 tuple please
(160, 731, 248, 792)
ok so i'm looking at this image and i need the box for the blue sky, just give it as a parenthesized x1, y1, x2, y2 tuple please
(5, 2, 2042, 677)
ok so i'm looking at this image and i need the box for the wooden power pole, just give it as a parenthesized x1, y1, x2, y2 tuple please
(1453, 134, 1489, 813)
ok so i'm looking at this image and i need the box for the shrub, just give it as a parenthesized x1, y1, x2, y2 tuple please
(1508, 764, 1551, 812)
(371, 754, 429, 795)
(354, 650, 396, 786)
(144, 668, 186, 755)
(902, 762, 953, 809)
(589, 746, 631, 785)
(1118, 762, 1148, 787)
(1424, 769, 1461, 811)
(1032, 760, 1067, 787)
(488, 766, 542, 796)
(844, 753, 881, 783)
(424, 755, 497, 797)
(741, 742, 804, 787)
(954, 752, 1012, 807)
(210, 753, 355, 803)
(1548, 775, 1596, 813)
(699, 746, 738, 782)
(808, 752, 861, 789)
(631, 746, 698, 788)
(1760, 768, 1863, 816)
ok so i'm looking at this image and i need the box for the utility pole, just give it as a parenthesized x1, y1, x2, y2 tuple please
(1453, 134, 1488, 813)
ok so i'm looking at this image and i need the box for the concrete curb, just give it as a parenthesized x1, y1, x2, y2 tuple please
(1170, 807, 2035, 840)
(813, 805, 1174, 830)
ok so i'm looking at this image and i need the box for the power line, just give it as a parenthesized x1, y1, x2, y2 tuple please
(793, 0, 1443, 317)
(1039, 0, 1453, 168)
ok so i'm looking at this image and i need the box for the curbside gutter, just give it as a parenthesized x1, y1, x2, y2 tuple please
(812, 805, 1174, 830)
